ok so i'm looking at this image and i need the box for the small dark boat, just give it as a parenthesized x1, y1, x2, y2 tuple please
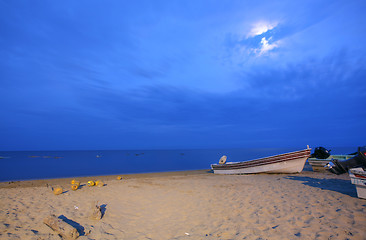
(325, 146, 366, 199)
(325, 146, 366, 175)
(308, 155, 354, 172)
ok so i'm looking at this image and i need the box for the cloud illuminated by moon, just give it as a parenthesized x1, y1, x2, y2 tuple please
(244, 21, 280, 55)
(246, 21, 278, 38)
(258, 37, 278, 55)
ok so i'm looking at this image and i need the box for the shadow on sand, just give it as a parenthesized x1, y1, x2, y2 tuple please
(59, 215, 86, 236)
(100, 204, 107, 218)
(285, 176, 357, 198)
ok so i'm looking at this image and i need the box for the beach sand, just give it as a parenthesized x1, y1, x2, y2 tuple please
(0, 167, 365, 240)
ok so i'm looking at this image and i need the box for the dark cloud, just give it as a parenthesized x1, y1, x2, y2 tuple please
(3, 48, 365, 150)
(240, 50, 366, 100)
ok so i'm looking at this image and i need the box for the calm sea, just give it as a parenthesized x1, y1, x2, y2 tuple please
(0, 146, 356, 182)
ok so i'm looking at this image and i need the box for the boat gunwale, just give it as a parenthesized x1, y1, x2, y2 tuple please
(308, 154, 355, 161)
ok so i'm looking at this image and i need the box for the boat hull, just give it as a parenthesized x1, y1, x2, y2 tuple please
(308, 155, 354, 172)
(349, 168, 366, 199)
(211, 148, 311, 174)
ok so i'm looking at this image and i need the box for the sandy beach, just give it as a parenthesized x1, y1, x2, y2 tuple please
(0, 167, 365, 240)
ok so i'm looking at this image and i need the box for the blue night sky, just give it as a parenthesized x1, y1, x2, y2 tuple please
(0, 0, 365, 151)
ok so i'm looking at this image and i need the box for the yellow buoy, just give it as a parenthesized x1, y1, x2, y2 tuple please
(116, 176, 122, 180)
(71, 184, 79, 191)
(87, 180, 95, 186)
(53, 187, 63, 195)
(71, 179, 77, 184)
(95, 180, 104, 187)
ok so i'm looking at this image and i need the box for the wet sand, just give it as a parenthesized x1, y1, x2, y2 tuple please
(0, 168, 365, 239)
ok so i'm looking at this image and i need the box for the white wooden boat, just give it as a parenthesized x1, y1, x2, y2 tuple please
(211, 147, 311, 174)
(349, 168, 366, 199)
(308, 155, 354, 172)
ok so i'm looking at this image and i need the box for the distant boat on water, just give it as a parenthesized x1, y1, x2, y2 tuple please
(211, 146, 311, 174)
